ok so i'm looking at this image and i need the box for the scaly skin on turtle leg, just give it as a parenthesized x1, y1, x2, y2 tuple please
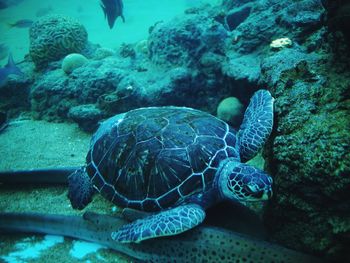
(238, 90, 274, 162)
(111, 204, 206, 243)
(68, 168, 94, 210)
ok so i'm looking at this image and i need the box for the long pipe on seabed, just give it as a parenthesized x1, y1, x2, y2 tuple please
(0, 168, 327, 263)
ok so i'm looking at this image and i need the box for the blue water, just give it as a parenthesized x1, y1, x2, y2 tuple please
(0, 0, 220, 63)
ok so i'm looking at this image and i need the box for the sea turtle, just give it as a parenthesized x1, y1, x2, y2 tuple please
(68, 89, 274, 243)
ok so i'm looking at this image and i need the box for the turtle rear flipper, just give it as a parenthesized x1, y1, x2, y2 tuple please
(238, 90, 274, 162)
(68, 168, 94, 210)
(111, 204, 206, 243)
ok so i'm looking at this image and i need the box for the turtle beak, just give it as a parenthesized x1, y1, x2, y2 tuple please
(246, 183, 273, 200)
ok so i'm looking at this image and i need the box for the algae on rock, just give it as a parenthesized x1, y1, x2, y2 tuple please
(264, 53, 350, 261)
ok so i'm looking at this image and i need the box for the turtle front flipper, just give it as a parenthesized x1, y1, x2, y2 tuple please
(67, 168, 94, 210)
(111, 204, 206, 243)
(238, 90, 274, 162)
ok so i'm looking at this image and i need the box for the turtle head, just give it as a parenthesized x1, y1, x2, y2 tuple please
(217, 161, 273, 202)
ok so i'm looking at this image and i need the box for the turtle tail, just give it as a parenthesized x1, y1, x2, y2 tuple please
(68, 168, 94, 210)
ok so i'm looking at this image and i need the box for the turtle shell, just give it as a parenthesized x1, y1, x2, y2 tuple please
(86, 107, 239, 212)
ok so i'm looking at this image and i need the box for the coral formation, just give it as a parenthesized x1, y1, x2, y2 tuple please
(68, 104, 103, 132)
(270, 37, 293, 50)
(93, 47, 115, 60)
(61, 53, 88, 74)
(29, 14, 88, 69)
(216, 97, 243, 128)
(119, 43, 136, 58)
(225, 6, 251, 31)
(264, 58, 350, 260)
(135, 40, 148, 55)
(148, 14, 227, 67)
(4, 1, 350, 261)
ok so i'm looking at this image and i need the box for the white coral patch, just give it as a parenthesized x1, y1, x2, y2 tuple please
(270, 37, 292, 50)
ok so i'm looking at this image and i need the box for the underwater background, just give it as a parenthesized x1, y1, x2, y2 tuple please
(0, 0, 349, 262)
(0, 0, 220, 64)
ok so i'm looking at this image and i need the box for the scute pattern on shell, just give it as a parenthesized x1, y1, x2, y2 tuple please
(86, 107, 240, 212)
(29, 14, 88, 69)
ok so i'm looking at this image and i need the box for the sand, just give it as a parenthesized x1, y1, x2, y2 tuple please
(0, 118, 129, 262)
(0, 118, 90, 170)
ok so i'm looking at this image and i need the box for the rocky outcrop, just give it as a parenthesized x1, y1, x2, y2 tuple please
(148, 13, 227, 67)
(264, 52, 350, 261)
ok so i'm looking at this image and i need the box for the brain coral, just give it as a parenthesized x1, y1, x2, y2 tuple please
(29, 14, 88, 69)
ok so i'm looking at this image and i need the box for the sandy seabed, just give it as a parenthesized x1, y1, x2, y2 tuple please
(0, 119, 130, 262)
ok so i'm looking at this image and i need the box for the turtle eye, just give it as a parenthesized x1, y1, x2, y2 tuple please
(266, 176, 273, 185)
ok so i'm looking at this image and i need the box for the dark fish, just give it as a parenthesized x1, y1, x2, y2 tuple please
(0, 0, 24, 9)
(0, 212, 325, 263)
(100, 0, 125, 29)
(7, 19, 34, 28)
(0, 53, 23, 87)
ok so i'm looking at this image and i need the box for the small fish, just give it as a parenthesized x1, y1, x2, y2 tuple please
(100, 0, 125, 29)
(7, 19, 34, 28)
(0, 53, 23, 87)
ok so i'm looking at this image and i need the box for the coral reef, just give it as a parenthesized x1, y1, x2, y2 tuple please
(270, 37, 293, 50)
(93, 47, 115, 60)
(26, 5, 266, 123)
(148, 13, 227, 67)
(223, 0, 324, 54)
(216, 97, 243, 128)
(225, 6, 251, 31)
(0, 61, 34, 116)
(264, 55, 350, 260)
(29, 14, 88, 69)
(68, 104, 103, 132)
(61, 53, 88, 74)
(3, 1, 350, 261)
